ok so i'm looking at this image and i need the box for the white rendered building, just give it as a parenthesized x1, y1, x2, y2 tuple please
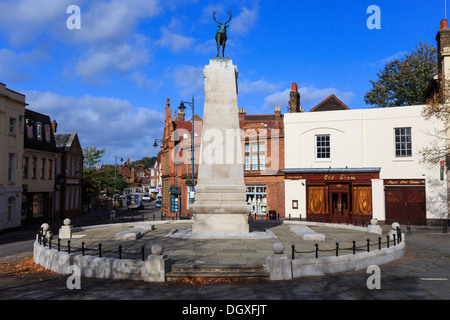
(284, 102, 447, 226)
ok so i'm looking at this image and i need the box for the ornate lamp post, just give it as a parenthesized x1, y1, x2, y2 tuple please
(178, 97, 195, 187)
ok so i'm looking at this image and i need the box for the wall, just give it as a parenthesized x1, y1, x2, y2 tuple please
(284, 105, 448, 222)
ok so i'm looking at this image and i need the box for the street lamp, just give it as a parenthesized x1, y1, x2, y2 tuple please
(179, 97, 195, 186)
(114, 155, 123, 210)
(153, 138, 163, 148)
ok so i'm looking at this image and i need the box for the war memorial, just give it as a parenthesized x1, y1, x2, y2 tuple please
(33, 11, 405, 284)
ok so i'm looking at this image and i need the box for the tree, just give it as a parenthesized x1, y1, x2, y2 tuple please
(364, 41, 437, 108)
(82, 147, 105, 169)
(131, 156, 157, 168)
(421, 75, 449, 165)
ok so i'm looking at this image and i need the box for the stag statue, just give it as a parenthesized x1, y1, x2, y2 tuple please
(213, 10, 232, 57)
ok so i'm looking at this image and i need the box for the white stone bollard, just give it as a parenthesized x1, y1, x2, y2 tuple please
(59, 219, 72, 239)
(265, 242, 292, 280)
(145, 244, 169, 282)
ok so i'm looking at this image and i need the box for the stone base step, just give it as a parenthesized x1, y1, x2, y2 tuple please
(166, 263, 269, 280)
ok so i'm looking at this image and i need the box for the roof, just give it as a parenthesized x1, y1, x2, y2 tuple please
(24, 109, 60, 153)
(309, 95, 350, 112)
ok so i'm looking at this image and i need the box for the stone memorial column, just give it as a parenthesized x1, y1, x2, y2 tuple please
(191, 57, 251, 236)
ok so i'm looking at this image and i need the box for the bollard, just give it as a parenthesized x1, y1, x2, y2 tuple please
(407, 222, 412, 235)
(443, 219, 448, 233)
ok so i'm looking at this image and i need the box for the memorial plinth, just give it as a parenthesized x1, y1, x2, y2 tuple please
(191, 58, 251, 236)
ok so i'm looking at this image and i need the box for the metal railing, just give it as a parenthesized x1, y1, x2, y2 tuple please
(291, 227, 403, 260)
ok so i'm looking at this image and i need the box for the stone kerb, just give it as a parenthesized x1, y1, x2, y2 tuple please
(33, 240, 168, 283)
(265, 230, 405, 280)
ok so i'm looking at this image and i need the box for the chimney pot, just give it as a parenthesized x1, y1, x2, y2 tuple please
(441, 19, 449, 29)
(51, 120, 57, 134)
(292, 82, 298, 92)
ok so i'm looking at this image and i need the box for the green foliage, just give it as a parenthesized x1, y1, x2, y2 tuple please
(82, 146, 106, 169)
(364, 41, 437, 108)
(131, 156, 157, 169)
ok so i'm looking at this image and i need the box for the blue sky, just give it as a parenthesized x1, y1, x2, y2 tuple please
(0, 0, 445, 164)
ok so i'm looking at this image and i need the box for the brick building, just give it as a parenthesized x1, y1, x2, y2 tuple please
(158, 94, 288, 220)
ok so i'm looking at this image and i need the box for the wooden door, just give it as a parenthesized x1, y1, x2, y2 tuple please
(385, 187, 426, 225)
(331, 192, 350, 216)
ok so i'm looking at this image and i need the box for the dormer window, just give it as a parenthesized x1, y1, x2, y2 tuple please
(44, 124, 51, 143)
(26, 119, 33, 139)
(36, 122, 42, 141)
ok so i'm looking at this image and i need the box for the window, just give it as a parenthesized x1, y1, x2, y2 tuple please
(395, 128, 412, 157)
(36, 122, 42, 141)
(48, 159, 53, 179)
(7, 197, 15, 221)
(315, 135, 331, 159)
(23, 157, 29, 179)
(244, 141, 265, 171)
(9, 118, 15, 134)
(44, 124, 51, 143)
(246, 185, 267, 215)
(26, 120, 33, 139)
(40, 159, 46, 179)
(8, 154, 14, 183)
(31, 158, 37, 179)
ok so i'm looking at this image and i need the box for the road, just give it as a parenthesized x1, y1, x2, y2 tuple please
(0, 200, 161, 258)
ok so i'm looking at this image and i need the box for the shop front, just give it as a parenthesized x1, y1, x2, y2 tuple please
(285, 168, 380, 224)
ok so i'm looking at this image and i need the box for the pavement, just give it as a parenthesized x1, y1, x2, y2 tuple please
(0, 207, 449, 305)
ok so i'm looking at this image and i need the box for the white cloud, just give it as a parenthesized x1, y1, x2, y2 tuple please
(171, 65, 205, 96)
(229, 3, 259, 35)
(130, 72, 162, 90)
(370, 51, 407, 67)
(263, 85, 355, 110)
(25, 90, 165, 162)
(239, 79, 281, 95)
(73, 36, 150, 85)
(156, 27, 196, 52)
(0, 45, 51, 82)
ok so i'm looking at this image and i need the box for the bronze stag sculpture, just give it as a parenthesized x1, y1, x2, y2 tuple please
(213, 10, 232, 57)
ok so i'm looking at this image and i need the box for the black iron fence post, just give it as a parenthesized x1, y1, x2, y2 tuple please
(67, 240, 71, 254)
(82, 242, 85, 256)
(119, 245, 122, 260)
(378, 237, 381, 250)
(315, 244, 319, 258)
(98, 243, 102, 258)
(352, 241, 356, 255)
(291, 245, 295, 260)
(58, 238, 61, 251)
(141, 246, 145, 261)
(367, 239, 370, 252)
(335, 242, 339, 256)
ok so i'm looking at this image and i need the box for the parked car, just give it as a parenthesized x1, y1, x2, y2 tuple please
(142, 194, 151, 202)
(155, 199, 161, 208)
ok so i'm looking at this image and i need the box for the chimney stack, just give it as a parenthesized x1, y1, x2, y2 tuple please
(51, 120, 57, 134)
(437, 19, 450, 79)
(289, 82, 302, 113)
(274, 106, 281, 117)
(238, 107, 246, 121)
(178, 110, 185, 121)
